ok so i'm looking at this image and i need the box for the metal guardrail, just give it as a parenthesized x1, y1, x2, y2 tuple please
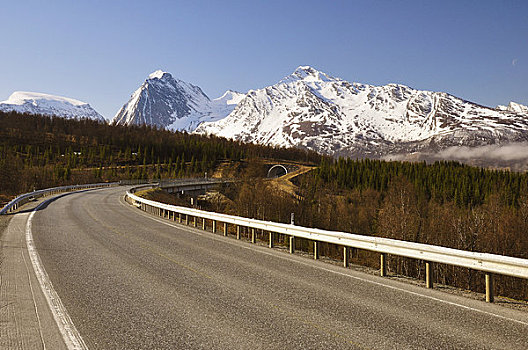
(126, 178, 233, 195)
(126, 185, 528, 303)
(0, 182, 118, 215)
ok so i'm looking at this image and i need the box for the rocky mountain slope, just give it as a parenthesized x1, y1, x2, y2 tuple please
(112, 70, 243, 131)
(195, 66, 528, 159)
(0, 91, 105, 122)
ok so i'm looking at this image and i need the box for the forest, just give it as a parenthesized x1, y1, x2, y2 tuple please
(0, 111, 320, 203)
(208, 159, 528, 301)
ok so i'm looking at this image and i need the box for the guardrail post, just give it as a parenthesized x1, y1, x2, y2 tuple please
(223, 223, 228, 236)
(486, 273, 494, 303)
(343, 246, 349, 268)
(193, 216, 197, 227)
(178, 213, 182, 223)
(251, 228, 256, 243)
(269, 232, 274, 248)
(289, 236, 295, 253)
(314, 241, 319, 260)
(202, 218, 206, 230)
(212, 220, 216, 233)
(380, 253, 387, 277)
(425, 261, 433, 288)
(185, 214, 189, 225)
(236, 225, 241, 240)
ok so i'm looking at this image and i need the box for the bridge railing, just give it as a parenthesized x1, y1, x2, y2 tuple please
(0, 182, 118, 215)
(126, 185, 528, 303)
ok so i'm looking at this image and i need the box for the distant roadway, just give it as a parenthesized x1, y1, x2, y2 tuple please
(3, 186, 528, 349)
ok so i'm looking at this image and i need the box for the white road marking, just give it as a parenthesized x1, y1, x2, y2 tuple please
(26, 199, 88, 350)
(21, 237, 48, 350)
(119, 194, 528, 327)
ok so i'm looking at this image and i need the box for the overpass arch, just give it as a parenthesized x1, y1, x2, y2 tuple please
(267, 164, 288, 178)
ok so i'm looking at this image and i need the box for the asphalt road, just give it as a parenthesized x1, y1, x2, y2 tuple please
(28, 187, 528, 349)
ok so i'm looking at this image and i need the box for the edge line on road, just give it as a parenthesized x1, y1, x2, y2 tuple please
(26, 198, 89, 350)
(20, 231, 48, 350)
(119, 194, 528, 328)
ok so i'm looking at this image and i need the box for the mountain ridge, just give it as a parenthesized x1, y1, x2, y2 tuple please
(0, 91, 105, 122)
(195, 66, 528, 158)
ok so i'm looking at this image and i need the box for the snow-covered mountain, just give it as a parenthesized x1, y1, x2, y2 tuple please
(497, 101, 528, 115)
(112, 70, 244, 132)
(0, 91, 105, 122)
(195, 66, 528, 158)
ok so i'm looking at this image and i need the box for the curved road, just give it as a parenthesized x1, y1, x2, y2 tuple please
(10, 187, 528, 349)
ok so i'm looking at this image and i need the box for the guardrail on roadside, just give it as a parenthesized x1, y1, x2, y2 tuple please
(0, 182, 118, 215)
(125, 185, 528, 303)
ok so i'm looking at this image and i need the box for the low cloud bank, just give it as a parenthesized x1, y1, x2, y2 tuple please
(436, 143, 528, 161)
(383, 143, 528, 163)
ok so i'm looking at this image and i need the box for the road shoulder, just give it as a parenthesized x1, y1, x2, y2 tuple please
(0, 201, 67, 350)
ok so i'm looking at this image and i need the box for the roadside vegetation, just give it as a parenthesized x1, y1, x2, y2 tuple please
(0, 111, 320, 204)
(155, 159, 528, 301)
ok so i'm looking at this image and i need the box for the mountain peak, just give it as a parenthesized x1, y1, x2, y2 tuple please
(294, 65, 318, 74)
(497, 101, 528, 114)
(2, 91, 87, 106)
(281, 65, 336, 84)
(148, 70, 171, 80)
(0, 91, 105, 121)
(113, 72, 241, 131)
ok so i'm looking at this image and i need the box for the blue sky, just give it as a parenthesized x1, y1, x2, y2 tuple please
(0, 0, 526, 119)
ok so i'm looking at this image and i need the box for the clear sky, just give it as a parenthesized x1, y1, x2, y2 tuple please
(0, 0, 526, 120)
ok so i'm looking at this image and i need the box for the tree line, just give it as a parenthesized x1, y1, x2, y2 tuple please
(314, 157, 528, 208)
(0, 111, 320, 199)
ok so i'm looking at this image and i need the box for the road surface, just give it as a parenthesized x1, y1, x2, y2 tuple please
(3, 186, 528, 349)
